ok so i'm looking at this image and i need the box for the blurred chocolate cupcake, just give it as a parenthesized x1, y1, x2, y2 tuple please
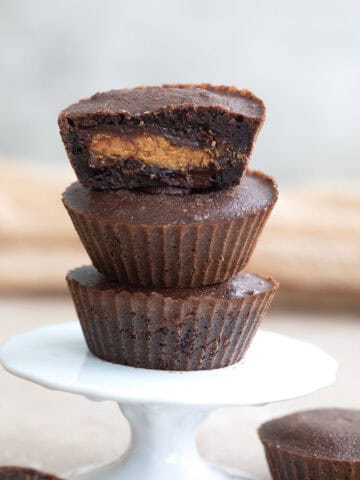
(67, 265, 278, 370)
(0, 467, 63, 479)
(259, 409, 360, 480)
(63, 170, 278, 288)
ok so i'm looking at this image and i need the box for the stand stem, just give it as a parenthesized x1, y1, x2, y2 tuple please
(78, 403, 252, 480)
(122, 403, 210, 477)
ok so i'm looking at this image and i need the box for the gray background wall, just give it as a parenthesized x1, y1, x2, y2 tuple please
(1, 0, 359, 185)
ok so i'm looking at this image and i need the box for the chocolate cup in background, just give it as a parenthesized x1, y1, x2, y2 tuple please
(67, 265, 278, 370)
(63, 170, 278, 288)
(0, 467, 63, 480)
(258, 409, 360, 480)
(260, 445, 360, 480)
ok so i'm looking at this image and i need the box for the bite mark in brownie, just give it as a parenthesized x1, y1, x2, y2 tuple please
(58, 84, 265, 191)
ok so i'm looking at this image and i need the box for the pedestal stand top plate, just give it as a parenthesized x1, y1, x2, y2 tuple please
(0, 322, 337, 407)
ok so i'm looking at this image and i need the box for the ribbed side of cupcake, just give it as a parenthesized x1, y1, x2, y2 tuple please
(65, 206, 272, 288)
(261, 442, 360, 480)
(0, 467, 63, 480)
(67, 273, 277, 370)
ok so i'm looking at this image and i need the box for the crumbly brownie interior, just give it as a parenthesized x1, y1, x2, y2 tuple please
(59, 85, 265, 191)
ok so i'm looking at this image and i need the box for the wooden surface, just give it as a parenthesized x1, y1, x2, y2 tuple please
(0, 297, 358, 479)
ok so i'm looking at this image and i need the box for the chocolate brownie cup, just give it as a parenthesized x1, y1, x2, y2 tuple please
(67, 265, 278, 370)
(63, 170, 278, 288)
(259, 409, 360, 480)
(0, 467, 63, 479)
(58, 84, 265, 191)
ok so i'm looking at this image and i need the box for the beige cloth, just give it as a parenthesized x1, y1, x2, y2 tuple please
(1, 160, 360, 306)
(0, 161, 87, 293)
(248, 182, 360, 308)
(0, 162, 78, 246)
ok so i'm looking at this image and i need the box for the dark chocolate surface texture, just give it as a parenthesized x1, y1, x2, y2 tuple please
(67, 265, 277, 299)
(259, 409, 360, 462)
(63, 170, 277, 225)
(59, 84, 265, 191)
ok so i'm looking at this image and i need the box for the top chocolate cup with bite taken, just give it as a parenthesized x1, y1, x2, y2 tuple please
(58, 84, 265, 192)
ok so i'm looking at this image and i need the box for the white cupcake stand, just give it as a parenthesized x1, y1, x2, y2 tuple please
(0, 322, 336, 480)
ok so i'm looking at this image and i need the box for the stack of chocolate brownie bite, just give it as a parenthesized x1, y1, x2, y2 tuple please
(59, 84, 279, 370)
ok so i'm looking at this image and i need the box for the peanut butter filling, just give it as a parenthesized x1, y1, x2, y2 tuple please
(89, 133, 213, 169)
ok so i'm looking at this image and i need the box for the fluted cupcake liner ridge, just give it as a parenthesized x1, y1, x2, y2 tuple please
(260, 441, 360, 480)
(67, 273, 277, 370)
(65, 206, 272, 289)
